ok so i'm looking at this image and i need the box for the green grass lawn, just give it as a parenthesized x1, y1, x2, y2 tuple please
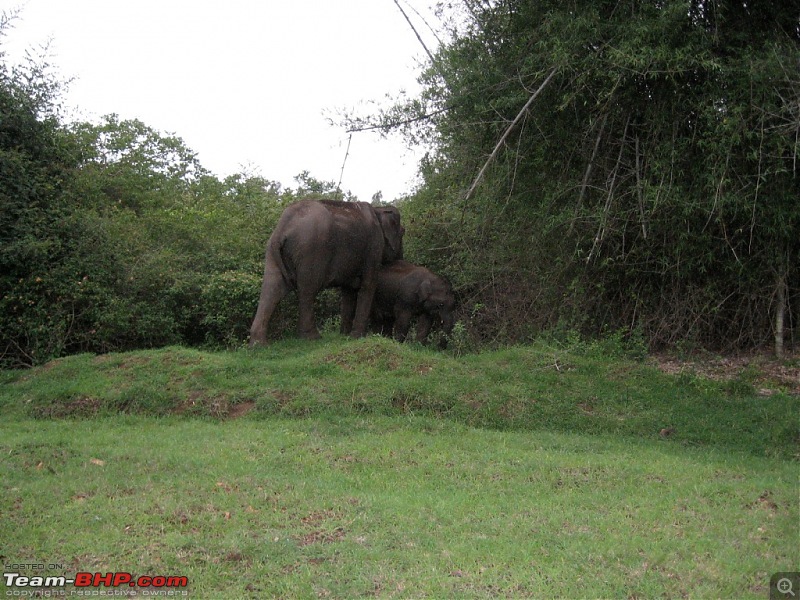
(1, 336, 797, 598)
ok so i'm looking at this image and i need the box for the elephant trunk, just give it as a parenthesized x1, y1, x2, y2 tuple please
(440, 311, 455, 335)
(438, 310, 456, 349)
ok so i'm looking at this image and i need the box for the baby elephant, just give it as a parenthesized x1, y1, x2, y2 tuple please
(370, 260, 456, 345)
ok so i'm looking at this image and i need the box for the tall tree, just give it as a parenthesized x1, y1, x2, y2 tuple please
(371, 0, 799, 350)
(0, 15, 84, 365)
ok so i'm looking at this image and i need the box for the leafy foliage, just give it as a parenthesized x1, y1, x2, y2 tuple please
(382, 0, 799, 350)
(0, 27, 83, 365)
(0, 18, 350, 366)
(200, 270, 264, 347)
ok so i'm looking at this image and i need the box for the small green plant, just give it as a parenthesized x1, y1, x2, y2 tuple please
(445, 320, 474, 357)
(320, 314, 342, 335)
(724, 376, 756, 398)
(595, 327, 649, 361)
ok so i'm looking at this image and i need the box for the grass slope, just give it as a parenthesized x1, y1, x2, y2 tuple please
(1, 336, 798, 598)
(1, 335, 797, 457)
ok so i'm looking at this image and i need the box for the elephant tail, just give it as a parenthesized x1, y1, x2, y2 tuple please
(267, 238, 297, 289)
(273, 236, 297, 288)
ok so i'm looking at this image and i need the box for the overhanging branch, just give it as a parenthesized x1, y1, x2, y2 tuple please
(345, 107, 450, 134)
(464, 66, 558, 203)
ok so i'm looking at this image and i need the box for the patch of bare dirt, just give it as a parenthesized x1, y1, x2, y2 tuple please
(35, 395, 102, 418)
(295, 527, 346, 547)
(172, 395, 257, 419)
(652, 352, 799, 396)
(294, 510, 347, 547)
(228, 400, 256, 419)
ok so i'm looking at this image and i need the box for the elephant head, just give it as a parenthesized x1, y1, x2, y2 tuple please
(419, 277, 456, 336)
(374, 205, 404, 263)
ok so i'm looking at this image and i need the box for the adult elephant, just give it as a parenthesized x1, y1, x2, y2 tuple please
(249, 199, 404, 345)
(369, 260, 456, 346)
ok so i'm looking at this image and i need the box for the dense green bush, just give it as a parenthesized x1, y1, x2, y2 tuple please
(200, 270, 263, 348)
(0, 39, 321, 366)
(0, 46, 351, 366)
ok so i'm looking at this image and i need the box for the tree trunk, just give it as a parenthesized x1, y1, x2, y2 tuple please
(775, 270, 786, 359)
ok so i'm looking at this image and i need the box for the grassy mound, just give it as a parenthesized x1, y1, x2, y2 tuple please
(1, 335, 797, 458)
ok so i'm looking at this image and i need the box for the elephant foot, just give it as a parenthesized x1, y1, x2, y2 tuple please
(299, 328, 322, 340)
(249, 335, 268, 347)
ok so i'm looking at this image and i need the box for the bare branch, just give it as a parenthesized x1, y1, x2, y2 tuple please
(587, 116, 630, 264)
(392, 0, 442, 78)
(569, 112, 608, 235)
(345, 106, 449, 134)
(463, 66, 558, 203)
(336, 133, 352, 199)
(399, 0, 444, 48)
(635, 133, 647, 240)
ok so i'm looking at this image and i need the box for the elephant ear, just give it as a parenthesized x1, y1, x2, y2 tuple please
(375, 207, 404, 261)
(419, 279, 433, 300)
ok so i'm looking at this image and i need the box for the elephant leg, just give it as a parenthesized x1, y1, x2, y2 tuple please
(349, 284, 376, 338)
(296, 284, 321, 340)
(378, 316, 395, 338)
(415, 313, 433, 344)
(340, 288, 357, 335)
(250, 261, 290, 346)
(393, 309, 412, 343)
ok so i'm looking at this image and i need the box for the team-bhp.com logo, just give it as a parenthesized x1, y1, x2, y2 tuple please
(4, 572, 188, 594)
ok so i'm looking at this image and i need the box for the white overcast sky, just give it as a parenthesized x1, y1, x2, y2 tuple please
(1, 0, 438, 201)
